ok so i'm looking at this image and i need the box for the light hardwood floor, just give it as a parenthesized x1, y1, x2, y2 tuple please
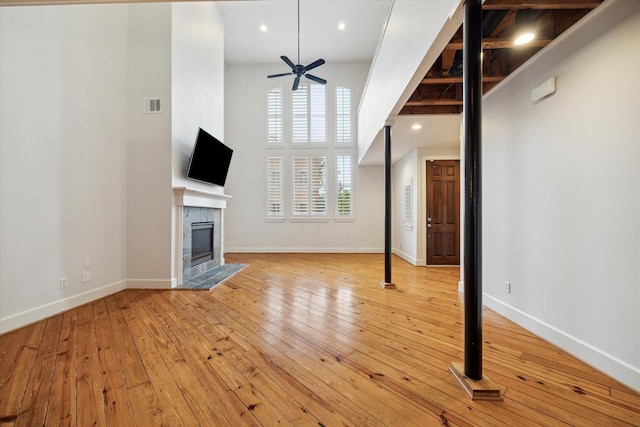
(1, 253, 638, 426)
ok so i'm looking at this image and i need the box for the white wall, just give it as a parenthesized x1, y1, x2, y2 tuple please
(126, 3, 173, 288)
(0, 2, 227, 331)
(126, 2, 225, 289)
(393, 149, 419, 263)
(0, 4, 129, 332)
(224, 62, 385, 252)
(358, 0, 458, 164)
(482, 0, 640, 390)
(171, 2, 225, 190)
(170, 2, 226, 281)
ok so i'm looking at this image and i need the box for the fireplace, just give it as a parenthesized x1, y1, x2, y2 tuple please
(191, 222, 214, 266)
(181, 206, 222, 283)
(174, 186, 230, 288)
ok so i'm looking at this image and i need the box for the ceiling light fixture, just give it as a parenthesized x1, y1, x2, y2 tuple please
(260, 24, 268, 32)
(338, 22, 346, 31)
(411, 124, 422, 130)
(513, 9, 536, 46)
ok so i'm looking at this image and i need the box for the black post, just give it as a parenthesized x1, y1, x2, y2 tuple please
(463, 0, 483, 380)
(384, 124, 393, 285)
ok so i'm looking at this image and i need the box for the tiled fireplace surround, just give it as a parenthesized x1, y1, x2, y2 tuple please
(173, 187, 230, 287)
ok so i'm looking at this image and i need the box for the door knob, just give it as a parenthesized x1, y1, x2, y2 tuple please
(427, 224, 432, 228)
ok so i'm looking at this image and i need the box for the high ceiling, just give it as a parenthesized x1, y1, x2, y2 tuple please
(217, 1, 391, 65)
(0, 0, 606, 164)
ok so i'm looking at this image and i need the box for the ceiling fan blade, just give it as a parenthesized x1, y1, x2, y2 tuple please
(292, 75, 301, 91)
(281, 56, 297, 72)
(304, 58, 325, 72)
(267, 72, 293, 78)
(305, 74, 327, 85)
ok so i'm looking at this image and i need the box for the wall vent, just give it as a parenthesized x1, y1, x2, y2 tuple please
(143, 98, 162, 113)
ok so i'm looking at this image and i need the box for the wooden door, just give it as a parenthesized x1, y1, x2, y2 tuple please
(426, 160, 460, 265)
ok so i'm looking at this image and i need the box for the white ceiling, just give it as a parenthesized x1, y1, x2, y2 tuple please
(362, 115, 461, 165)
(217, 0, 461, 165)
(217, 0, 392, 65)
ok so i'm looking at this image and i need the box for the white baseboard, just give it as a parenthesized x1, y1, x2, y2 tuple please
(224, 247, 384, 253)
(0, 280, 127, 334)
(484, 293, 640, 392)
(392, 248, 418, 265)
(127, 278, 175, 289)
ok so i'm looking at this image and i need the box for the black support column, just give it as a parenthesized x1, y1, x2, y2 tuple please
(449, 0, 501, 400)
(381, 123, 395, 289)
(463, 0, 483, 381)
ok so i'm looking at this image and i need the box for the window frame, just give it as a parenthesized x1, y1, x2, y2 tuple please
(266, 86, 285, 148)
(290, 151, 329, 221)
(291, 83, 328, 147)
(265, 154, 286, 221)
(334, 152, 355, 221)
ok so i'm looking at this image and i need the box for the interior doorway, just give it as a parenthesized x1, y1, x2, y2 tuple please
(426, 160, 460, 265)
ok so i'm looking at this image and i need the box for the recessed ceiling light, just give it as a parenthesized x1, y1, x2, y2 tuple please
(411, 124, 422, 130)
(338, 22, 346, 31)
(260, 24, 268, 33)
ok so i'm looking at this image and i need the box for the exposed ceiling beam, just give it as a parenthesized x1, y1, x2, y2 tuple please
(421, 76, 505, 84)
(446, 38, 553, 50)
(482, 0, 601, 10)
(406, 100, 463, 107)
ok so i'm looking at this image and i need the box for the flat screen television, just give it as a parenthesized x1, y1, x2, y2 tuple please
(186, 128, 233, 186)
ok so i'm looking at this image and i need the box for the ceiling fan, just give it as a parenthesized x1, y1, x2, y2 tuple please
(267, 0, 327, 91)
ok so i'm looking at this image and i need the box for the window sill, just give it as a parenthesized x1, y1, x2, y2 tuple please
(334, 217, 355, 223)
(289, 217, 330, 223)
(265, 217, 286, 223)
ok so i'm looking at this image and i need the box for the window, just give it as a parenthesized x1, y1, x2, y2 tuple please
(404, 178, 413, 230)
(336, 154, 353, 217)
(264, 84, 354, 221)
(292, 84, 326, 144)
(267, 87, 283, 146)
(336, 87, 352, 145)
(292, 155, 326, 217)
(266, 156, 284, 217)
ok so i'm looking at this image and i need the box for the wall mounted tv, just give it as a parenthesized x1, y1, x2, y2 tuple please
(186, 128, 233, 187)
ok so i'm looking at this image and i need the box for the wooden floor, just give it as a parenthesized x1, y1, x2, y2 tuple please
(1, 253, 638, 426)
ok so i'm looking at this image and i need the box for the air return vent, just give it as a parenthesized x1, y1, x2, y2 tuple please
(143, 97, 162, 113)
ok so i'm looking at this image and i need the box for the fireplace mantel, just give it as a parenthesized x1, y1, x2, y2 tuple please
(173, 187, 231, 209)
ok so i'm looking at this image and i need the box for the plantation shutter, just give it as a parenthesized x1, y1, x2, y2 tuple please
(292, 155, 326, 216)
(267, 88, 283, 146)
(267, 156, 284, 216)
(336, 87, 352, 144)
(310, 84, 326, 143)
(292, 84, 326, 144)
(336, 155, 353, 216)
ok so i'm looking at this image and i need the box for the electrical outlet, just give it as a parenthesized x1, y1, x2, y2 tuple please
(59, 277, 67, 289)
(81, 272, 91, 284)
(504, 281, 511, 293)
(84, 258, 91, 269)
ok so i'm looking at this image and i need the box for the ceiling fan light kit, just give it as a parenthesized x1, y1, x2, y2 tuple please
(267, 0, 327, 90)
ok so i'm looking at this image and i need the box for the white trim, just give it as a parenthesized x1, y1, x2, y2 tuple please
(127, 278, 175, 289)
(393, 248, 418, 265)
(0, 280, 127, 334)
(225, 247, 383, 254)
(484, 293, 640, 392)
(173, 187, 231, 209)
